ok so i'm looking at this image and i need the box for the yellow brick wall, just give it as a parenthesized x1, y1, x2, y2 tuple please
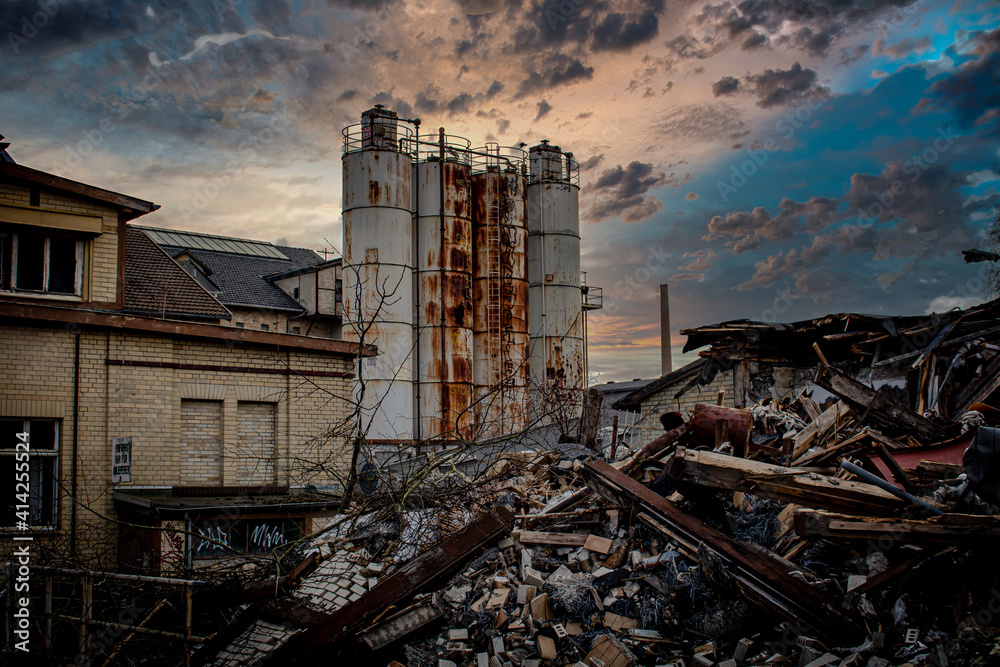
(0, 180, 122, 304)
(0, 322, 356, 568)
(632, 370, 736, 446)
(180, 399, 223, 485)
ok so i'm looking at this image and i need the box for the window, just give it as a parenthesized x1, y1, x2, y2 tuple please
(235, 322, 244, 328)
(335, 278, 342, 303)
(260, 323, 269, 331)
(291, 326, 301, 335)
(0, 419, 59, 528)
(292, 287, 300, 300)
(0, 226, 83, 296)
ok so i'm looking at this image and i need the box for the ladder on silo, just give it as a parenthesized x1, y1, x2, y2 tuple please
(486, 166, 503, 393)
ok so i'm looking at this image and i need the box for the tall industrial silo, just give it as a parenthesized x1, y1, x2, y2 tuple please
(471, 145, 530, 436)
(342, 107, 415, 442)
(526, 141, 584, 401)
(413, 130, 475, 442)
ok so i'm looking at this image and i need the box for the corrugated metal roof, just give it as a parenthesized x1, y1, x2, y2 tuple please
(136, 225, 289, 260)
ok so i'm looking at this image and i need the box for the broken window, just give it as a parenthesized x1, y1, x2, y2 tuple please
(0, 225, 83, 296)
(0, 418, 59, 528)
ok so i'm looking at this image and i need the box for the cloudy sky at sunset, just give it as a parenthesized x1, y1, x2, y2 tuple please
(2, 0, 998, 382)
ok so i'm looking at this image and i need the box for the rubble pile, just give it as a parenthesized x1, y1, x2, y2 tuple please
(200, 299, 1000, 666)
(368, 388, 1000, 667)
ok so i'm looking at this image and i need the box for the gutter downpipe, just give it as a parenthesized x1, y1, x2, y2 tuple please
(71, 330, 80, 558)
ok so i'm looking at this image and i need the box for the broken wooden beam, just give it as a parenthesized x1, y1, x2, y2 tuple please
(794, 510, 1000, 543)
(514, 530, 589, 547)
(582, 460, 862, 641)
(813, 365, 952, 443)
(790, 400, 852, 459)
(668, 447, 906, 515)
(275, 506, 514, 663)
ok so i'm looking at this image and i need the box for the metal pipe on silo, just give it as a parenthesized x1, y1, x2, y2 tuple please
(342, 107, 415, 442)
(526, 141, 584, 399)
(412, 130, 475, 443)
(471, 145, 530, 435)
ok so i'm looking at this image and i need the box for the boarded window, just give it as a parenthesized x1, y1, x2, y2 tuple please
(180, 400, 222, 485)
(236, 402, 276, 485)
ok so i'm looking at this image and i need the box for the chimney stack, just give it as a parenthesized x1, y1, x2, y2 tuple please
(660, 284, 672, 376)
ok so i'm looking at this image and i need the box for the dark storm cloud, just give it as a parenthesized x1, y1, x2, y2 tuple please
(705, 197, 842, 251)
(535, 99, 552, 120)
(741, 32, 767, 51)
(2, 0, 131, 58)
(511, 0, 664, 54)
(843, 161, 973, 235)
(712, 76, 740, 97)
(671, 0, 922, 63)
(589, 161, 668, 223)
(579, 154, 604, 171)
(412, 81, 505, 117)
(711, 150, 993, 294)
(485, 80, 504, 98)
(592, 7, 661, 51)
(745, 62, 828, 108)
(515, 54, 594, 97)
(780, 25, 839, 57)
(925, 28, 1000, 130)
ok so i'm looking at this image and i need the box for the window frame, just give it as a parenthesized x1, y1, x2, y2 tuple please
(0, 418, 60, 530)
(0, 225, 85, 298)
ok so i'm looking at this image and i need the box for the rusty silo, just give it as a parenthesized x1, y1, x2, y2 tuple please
(341, 106, 415, 442)
(470, 145, 530, 435)
(412, 129, 475, 442)
(526, 141, 584, 397)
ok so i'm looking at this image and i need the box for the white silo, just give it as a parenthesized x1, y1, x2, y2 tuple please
(526, 141, 584, 398)
(342, 106, 415, 442)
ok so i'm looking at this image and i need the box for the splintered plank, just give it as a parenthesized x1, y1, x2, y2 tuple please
(794, 509, 1000, 543)
(791, 400, 852, 459)
(813, 365, 952, 443)
(668, 447, 905, 515)
(582, 460, 861, 641)
(515, 531, 588, 547)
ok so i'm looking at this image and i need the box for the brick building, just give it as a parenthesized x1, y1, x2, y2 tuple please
(611, 360, 736, 446)
(0, 150, 361, 570)
(136, 225, 343, 339)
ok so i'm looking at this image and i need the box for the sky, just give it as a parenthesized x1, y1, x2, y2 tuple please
(2, 0, 998, 383)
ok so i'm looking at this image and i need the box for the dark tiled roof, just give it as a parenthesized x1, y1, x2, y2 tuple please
(124, 228, 231, 321)
(166, 246, 322, 311)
